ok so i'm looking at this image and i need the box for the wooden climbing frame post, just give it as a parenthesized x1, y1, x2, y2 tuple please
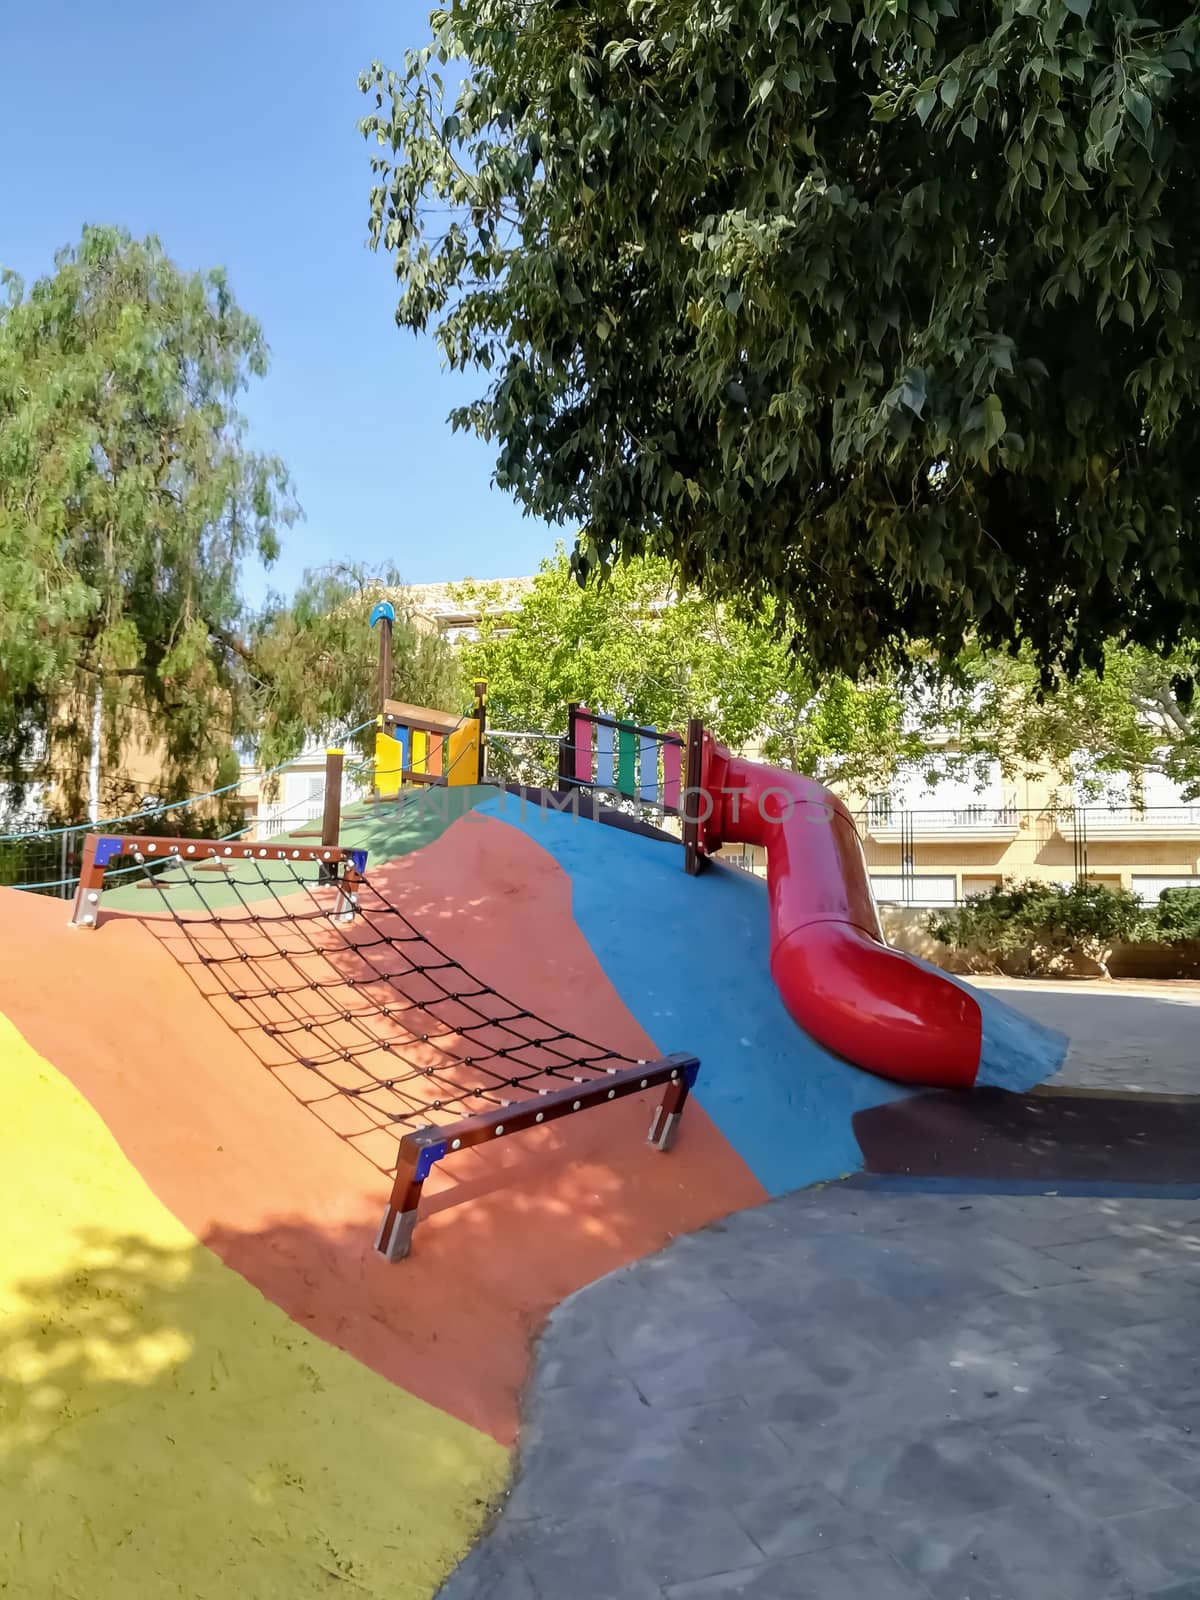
(681, 717, 706, 876)
(319, 748, 344, 884)
(558, 702, 580, 792)
(473, 679, 487, 782)
(321, 749, 344, 849)
(377, 610, 393, 710)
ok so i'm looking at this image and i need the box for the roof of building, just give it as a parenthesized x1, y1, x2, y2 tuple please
(393, 578, 535, 625)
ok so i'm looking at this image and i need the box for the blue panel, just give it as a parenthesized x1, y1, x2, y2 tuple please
(595, 717, 615, 788)
(397, 728, 411, 771)
(639, 735, 659, 802)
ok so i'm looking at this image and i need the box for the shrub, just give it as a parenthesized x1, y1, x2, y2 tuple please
(929, 880, 1148, 978)
(1148, 888, 1200, 945)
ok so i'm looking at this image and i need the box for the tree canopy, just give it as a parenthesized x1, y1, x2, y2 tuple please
(0, 228, 458, 819)
(453, 550, 925, 792)
(252, 563, 466, 778)
(362, 1, 1200, 681)
(933, 639, 1200, 800)
(455, 551, 1200, 803)
(0, 226, 294, 815)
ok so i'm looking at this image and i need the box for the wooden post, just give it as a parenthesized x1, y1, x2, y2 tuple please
(682, 717, 705, 877)
(320, 748, 343, 884)
(378, 617, 393, 711)
(69, 833, 106, 927)
(558, 702, 579, 792)
(375, 1131, 442, 1262)
(473, 679, 487, 782)
(370, 600, 396, 726)
(321, 749, 344, 848)
(647, 1070, 694, 1151)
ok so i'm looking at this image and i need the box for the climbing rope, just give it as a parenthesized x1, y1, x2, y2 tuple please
(118, 847, 639, 1173)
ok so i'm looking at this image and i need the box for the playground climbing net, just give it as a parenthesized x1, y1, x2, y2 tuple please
(72, 834, 699, 1260)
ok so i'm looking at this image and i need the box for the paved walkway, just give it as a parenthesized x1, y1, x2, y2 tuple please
(975, 978, 1200, 1095)
(441, 987, 1200, 1600)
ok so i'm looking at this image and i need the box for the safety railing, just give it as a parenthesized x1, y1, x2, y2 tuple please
(556, 704, 685, 814)
(864, 794, 1019, 831)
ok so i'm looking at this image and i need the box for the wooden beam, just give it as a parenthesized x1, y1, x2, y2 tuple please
(381, 699, 464, 736)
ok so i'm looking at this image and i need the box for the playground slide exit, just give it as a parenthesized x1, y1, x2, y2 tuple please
(696, 733, 982, 1090)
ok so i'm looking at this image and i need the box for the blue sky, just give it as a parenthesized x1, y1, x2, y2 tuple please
(0, 1, 561, 604)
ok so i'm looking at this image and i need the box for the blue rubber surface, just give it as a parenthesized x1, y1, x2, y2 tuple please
(949, 968, 1069, 1091)
(474, 796, 1067, 1195)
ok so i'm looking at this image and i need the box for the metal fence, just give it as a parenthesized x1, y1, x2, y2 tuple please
(0, 731, 377, 902)
(0, 824, 89, 898)
(853, 803, 1200, 907)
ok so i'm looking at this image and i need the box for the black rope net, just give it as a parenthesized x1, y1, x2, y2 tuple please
(119, 851, 640, 1174)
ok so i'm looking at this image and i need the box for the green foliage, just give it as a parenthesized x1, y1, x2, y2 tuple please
(0, 226, 294, 814)
(931, 641, 1200, 800)
(928, 878, 1147, 974)
(251, 564, 466, 780)
(452, 550, 919, 791)
(0, 231, 453, 818)
(363, 2, 1200, 681)
(1146, 886, 1200, 944)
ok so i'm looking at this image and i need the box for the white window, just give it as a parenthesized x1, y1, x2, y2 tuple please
(1132, 874, 1200, 907)
(866, 791, 893, 826)
(889, 759, 1007, 813)
(870, 874, 957, 906)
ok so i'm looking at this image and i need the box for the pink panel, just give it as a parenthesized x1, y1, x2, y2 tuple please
(574, 707, 593, 785)
(662, 739, 682, 811)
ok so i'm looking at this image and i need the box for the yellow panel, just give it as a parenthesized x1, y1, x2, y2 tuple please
(374, 730, 403, 797)
(446, 720, 481, 787)
(411, 729, 428, 774)
(0, 1011, 507, 1598)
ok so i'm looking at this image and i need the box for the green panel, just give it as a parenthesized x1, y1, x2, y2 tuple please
(616, 724, 637, 797)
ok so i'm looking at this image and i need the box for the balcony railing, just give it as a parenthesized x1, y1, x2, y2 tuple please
(862, 794, 1019, 834)
(1072, 804, 1200, 830)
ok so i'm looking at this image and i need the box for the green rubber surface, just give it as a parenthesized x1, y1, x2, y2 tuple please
(99, 785, 500, 915)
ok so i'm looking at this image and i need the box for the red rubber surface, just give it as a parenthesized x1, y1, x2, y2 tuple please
(699, 737, 981, 1089)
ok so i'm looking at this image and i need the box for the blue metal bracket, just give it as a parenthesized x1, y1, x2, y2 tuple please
(414, 1140, 448, 1183)
(349, 848, 368, 875)
(94, 836, 125, 867)
(369, 601, 396, 628)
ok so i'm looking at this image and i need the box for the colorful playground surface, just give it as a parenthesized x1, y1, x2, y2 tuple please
(8, 762, 1185, 1599)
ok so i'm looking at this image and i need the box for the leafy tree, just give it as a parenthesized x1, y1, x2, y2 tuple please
(363, 2, 1200, 681)
(0, 231, 458, 823)
(1148, 886, 1200, 943)
(456, 550, 1200, 806)
(452, 549, 919, 791)
(251, 563, 466, 781)
(929, 878, 1147, 976)
(0, 226, 294, 818)
(898, 641, 1200, 801)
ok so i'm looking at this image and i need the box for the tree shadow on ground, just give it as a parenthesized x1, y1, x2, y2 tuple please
(0, 1218, 505, 1600)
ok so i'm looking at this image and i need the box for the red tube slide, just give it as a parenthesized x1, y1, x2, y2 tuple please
(696, 732, 981, 1089)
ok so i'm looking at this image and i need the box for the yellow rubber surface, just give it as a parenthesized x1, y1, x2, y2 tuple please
(0, 1010, 507, 1600)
